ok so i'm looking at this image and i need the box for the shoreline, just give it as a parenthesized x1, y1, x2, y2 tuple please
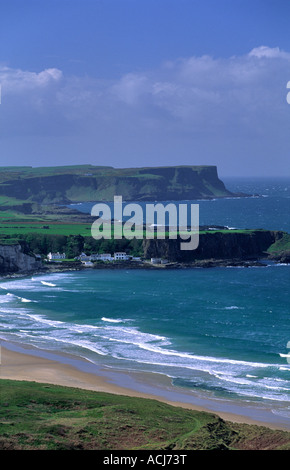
(1, 340, 290, 432)
(0, 255, 283, 280)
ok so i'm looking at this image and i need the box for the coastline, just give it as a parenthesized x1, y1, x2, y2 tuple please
(1, 339, 290, 432)
(1, 260, 290, 434)
(0, 255, 278, 280)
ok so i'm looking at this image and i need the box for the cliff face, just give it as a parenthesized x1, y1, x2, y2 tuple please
(143, 231, 282, 263)
(0, 165, 239, 204)
(0, 245, 42, 274)
(116, 166, 233, 201)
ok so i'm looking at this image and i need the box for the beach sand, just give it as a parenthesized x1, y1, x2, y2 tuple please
(1, 341, 289, 431)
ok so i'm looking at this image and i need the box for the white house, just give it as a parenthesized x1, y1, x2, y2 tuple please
(114, 252, 130, 261)
(78, 252, 91, 261)
(89, 254, 99, 261)
(97, 253, 114, 261)
(47, 252, 66, 261)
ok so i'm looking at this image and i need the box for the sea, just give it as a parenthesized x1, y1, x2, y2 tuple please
(1, 177, 290, 424)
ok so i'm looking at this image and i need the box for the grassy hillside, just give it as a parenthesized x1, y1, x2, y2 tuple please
(0, 379, 290, 450)
(0, 164, 236, 205)
(267, 232, 290, 254)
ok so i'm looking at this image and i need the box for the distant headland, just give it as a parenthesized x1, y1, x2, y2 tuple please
(0, 165, 248, 210)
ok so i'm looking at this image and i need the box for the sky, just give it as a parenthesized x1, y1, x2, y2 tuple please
(1, 0, 290, 176)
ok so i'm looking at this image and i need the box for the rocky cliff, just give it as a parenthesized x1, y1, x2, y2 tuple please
(0, 165, 244, 204)
(143, 230, 283, 264)
(0, 244, 42, 274)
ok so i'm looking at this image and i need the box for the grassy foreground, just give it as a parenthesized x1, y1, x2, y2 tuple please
(1, 379, 290, 450)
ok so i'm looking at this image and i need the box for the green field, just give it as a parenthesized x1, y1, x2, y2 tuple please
(0, 220, 257, 238)
(267, 232, 290, 253)
(1, 379, 290, 450)
(0, 222, 92, 237)
(0, 196, 28, 206)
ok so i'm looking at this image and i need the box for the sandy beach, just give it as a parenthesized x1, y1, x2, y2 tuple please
(1, 340, 289, 432)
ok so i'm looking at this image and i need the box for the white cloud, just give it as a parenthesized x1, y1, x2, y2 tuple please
(0, 66, 62, 93)
(248, 46, 290, 60)
(111, 73, 150, 105)
(1, 47, 290, 174)
(1, 46, 289, 124)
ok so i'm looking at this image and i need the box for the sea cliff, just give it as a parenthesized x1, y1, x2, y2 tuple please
(0, 164, 244, 205)
(0, 244, 42, 274)
(143, 230, 284, 264)
(0, 230, 287, 276)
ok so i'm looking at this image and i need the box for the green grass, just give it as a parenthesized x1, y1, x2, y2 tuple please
(267, 233, 290, 253)
(0, 196, 33, 220)
(0, 196, 28, 206)
(0, 222, 92, 237)
(0, 238, 20, 245)
(0, 165, 113, 182)
(0, 211, 21, 219)
(1, 379, 290, 450)
(0, 219, 259, 239)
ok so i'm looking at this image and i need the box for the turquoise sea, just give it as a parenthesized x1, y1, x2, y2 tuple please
(1, 178, 290, 424)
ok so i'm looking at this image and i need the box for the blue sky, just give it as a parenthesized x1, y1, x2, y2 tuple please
(1, 0, 290, 176)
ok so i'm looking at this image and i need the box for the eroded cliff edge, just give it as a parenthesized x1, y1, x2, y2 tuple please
(143, 230, 284, 265)
(0, 230, 287, 275)
(0, 245, 42, 274)
(0, 165, 245, 205)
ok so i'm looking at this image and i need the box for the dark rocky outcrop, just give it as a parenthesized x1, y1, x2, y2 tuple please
(0, 244, 42, 274)
(143, 230, 283, 264)
(268, 250, 290, 264)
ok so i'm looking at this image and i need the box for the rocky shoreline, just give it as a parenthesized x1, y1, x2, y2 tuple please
(1, 256, 288, 282)
(0, 227, 289, 279)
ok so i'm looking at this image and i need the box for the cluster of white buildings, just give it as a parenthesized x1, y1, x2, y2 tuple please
(47, 252, 167, 266)
(47, 251, 139, 263)
(47, 251, 141, 263)
(78, 252, 144, 265)
(77, 252, 133, 263)
(47, 252, 66, 261)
